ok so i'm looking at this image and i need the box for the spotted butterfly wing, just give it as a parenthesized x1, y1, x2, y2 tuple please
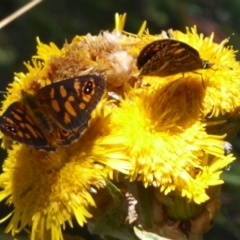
(36, 75, 106, 131)
(0, 101, 53, 150)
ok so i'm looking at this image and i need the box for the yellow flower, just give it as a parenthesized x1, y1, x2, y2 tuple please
(108, 87, 235, 204)
(0, 40, 130, 239)
(0, 12, 239, 240)
(0, 137, 129, 239)
(0, 112, 129, 239)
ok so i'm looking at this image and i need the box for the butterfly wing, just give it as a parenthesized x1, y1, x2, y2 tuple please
(137, 40, 172, 69)
(139, 40, 204, 76)
(36, 75, 106, 131)
(0, 102, 53, 150)
(54, 122, 88, 146)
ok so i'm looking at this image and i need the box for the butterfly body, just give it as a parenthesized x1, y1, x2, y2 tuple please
(0, 75, 106, 151)
(137, 39, 213, 77)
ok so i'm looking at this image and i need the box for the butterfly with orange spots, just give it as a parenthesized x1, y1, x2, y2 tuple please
(0, 75, 106, 151)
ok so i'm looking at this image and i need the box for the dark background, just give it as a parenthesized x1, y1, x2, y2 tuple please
(0, 0, 240, 239)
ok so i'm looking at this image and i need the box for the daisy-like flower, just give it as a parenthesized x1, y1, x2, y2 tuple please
(0, 12, 238, 240)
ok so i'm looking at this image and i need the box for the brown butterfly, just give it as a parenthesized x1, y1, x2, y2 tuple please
(0, 75, 106, 151)
(137, 39, 213, 77)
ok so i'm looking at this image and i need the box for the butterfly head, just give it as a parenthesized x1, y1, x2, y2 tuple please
(202, 60, 214, 69)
